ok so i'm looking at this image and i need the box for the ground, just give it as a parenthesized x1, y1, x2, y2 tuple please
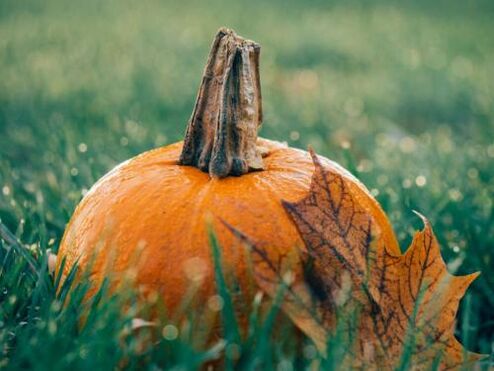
(0, 0, 493, 369)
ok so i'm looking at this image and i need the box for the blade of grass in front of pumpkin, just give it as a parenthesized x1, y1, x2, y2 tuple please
(80, 277, 110, 333)
(396, 282, 429, 371)
(246, 292, 263, 342)
(53, 255, 67, 289)
(56, 258, 79, 304)
(195, 339, 227, 365)
(242, 278, 288, 369)
(208, 228, 241, 363)
(170, 274, 203, 325)
(321, 303, 358, 370)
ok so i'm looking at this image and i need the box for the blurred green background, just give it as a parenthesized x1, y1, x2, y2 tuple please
(1, 0, 493, 360)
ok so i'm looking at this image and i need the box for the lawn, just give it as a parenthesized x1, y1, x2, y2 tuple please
(1, 0, 493, 369)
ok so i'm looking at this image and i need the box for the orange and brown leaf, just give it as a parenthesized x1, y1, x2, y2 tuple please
(227, 149, 482, 370)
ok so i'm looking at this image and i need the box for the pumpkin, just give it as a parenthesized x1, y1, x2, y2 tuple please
(57, 28, 399, 335)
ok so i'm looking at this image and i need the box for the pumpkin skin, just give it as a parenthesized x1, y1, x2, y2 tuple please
(57, 138, 399, 319)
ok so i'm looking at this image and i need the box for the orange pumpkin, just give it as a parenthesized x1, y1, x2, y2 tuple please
(57, 28, 399, 334)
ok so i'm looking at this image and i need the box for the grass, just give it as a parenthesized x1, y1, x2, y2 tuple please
(1, 0, 493, 368)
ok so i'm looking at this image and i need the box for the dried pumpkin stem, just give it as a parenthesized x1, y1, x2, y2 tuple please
(179, 28, 264, 178)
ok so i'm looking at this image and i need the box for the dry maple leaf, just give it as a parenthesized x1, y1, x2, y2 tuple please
(224, 149, 482, 370)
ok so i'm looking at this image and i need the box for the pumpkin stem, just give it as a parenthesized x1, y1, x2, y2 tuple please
(179, 28, 264, 178)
